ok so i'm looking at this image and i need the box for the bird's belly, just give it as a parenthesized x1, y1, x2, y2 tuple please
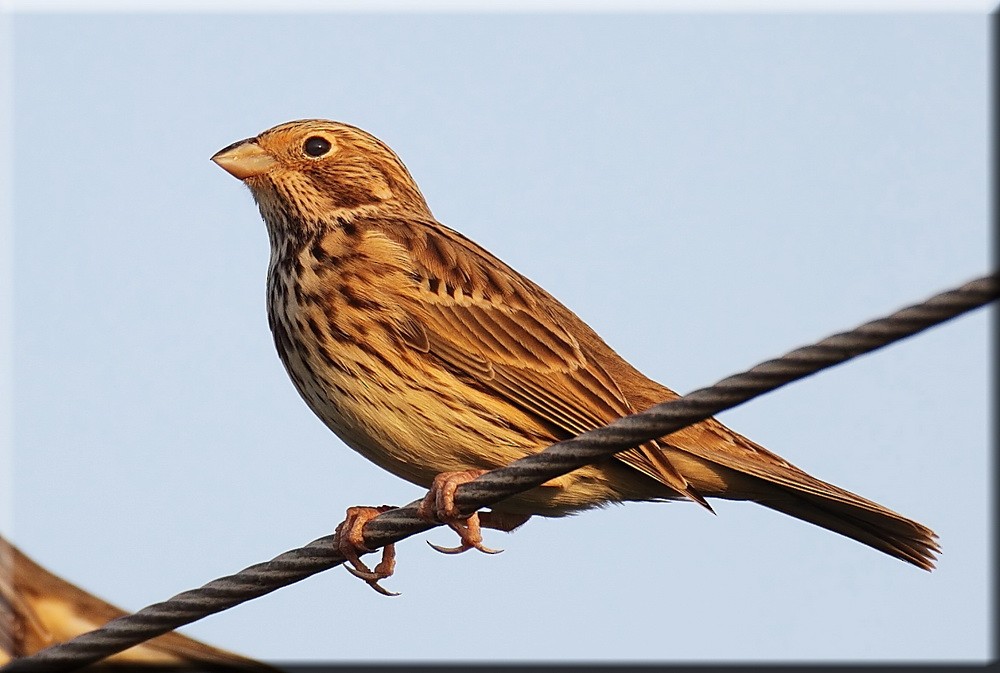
(276, 315, 538, 488)
(288, 346, 671, 514)
(269, 292, 673, 515)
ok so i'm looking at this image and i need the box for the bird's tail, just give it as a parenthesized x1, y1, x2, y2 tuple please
(663, 423, 940, 570)
(750, 484, 939, 570)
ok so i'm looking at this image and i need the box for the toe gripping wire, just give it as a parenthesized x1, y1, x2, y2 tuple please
(3, 272, 996, 673)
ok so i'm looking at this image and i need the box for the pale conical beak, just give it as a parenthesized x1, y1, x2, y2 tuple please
(211, 138, 278, 180)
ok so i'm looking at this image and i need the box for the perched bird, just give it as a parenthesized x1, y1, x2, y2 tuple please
(0, 535, 273, 670)
(212, 119, 939, 594)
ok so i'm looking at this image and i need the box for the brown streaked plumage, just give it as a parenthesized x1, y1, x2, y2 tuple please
(212, 119, 939, 592)
(0, 535, 272, 669)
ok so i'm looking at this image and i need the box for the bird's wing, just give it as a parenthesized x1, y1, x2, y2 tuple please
(388, 219, 709, 507)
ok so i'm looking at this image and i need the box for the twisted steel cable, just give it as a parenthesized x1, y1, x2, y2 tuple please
(4, 273, 996, 673)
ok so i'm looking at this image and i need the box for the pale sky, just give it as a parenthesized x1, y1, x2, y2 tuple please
(2, 1, 993, 665)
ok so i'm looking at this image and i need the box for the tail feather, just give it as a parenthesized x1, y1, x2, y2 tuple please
(755, 489, 940, 570)
(659, 420, 940, 570)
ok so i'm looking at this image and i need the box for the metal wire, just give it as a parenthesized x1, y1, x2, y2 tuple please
(4, 273, 996, 673)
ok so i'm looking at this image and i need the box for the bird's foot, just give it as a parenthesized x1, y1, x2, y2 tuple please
(417, 470, 503, 555)
(333, 505, 399, 596)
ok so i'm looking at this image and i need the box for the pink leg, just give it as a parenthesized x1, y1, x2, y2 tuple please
(417, 470, 513, 555)
(333, 505, 398, 596)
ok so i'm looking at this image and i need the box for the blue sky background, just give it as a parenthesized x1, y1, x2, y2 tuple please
(2, 3, 994, 664)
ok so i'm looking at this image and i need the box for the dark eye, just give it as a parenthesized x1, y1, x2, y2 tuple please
(303, 136, 332, 157)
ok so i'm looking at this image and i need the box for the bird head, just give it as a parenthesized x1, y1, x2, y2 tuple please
(212, 119, 431, 235)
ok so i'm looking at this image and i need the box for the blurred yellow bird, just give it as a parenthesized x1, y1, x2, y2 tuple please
(0, 535, 272, 670)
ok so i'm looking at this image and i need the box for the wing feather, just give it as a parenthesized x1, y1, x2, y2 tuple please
(392, 219, 709, 506)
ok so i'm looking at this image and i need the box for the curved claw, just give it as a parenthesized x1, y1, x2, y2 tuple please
(345, 565, 400, 597)
(425, 516, 505, 555)
(426, 539, 504, 555)
(427, 539, 466, 554)
(343, 563, 392, 582)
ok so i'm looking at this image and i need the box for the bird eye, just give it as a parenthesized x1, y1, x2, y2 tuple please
(303, 136, 332, 157)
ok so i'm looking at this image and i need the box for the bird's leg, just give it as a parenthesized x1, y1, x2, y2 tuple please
(333, 505, 398, 596)
(417, 469, 506, 555)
